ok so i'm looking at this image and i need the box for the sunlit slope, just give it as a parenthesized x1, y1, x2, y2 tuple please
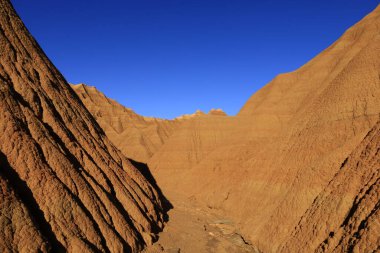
(0, 1, 167, 252)
(148, 5, 380, 252)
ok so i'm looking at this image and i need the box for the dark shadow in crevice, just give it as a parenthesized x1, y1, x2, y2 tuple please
(128, 158, 173, 222)
(40, 123, 132, 253)
(8, 83, 156, 250)
(0, 152, 66, 253)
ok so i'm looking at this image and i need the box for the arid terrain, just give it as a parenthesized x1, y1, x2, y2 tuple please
(0, 0, 379, 252)
(146, 5, 380, 252)
(0, 1, 168, 252)
(71, 83, 228, 164)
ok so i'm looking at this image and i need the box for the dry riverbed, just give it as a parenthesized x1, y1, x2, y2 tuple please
(144, 195, 260, 253)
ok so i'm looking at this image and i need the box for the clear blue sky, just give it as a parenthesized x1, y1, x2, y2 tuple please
(12, 0, 379, 119)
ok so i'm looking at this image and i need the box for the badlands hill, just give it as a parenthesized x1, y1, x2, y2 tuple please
(281, 118, 380, 253)
(72, 84, 179, 163)
(0, 1, 168, 252)
(72, 83, 227, 164)
(2, 0, 379, 252)
(145, 4, 380, 252)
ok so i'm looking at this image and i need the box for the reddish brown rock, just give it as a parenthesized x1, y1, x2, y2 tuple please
(0, 1, 167, 252)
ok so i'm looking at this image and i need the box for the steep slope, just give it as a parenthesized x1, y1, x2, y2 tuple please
(72, 84, 178, 163)
(72, 84, 227, 164)
(148, 5, 380, 252)
(0, 1, 167, 252)
(280, 118, 380, 253)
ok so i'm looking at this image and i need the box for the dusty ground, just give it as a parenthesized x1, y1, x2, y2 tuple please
(144, 194, 260, 253)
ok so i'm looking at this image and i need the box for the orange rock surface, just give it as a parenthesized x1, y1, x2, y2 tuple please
(2, 0, 379, 252)
(71, 5, 380, 252)
(0, 1, 167, 252)
(72, 83, 179, 163)
(72, 84, 227, 164)
(146, 5, 380, 252)
(281, 119, 380, 253)
(73, 6, 380, 252)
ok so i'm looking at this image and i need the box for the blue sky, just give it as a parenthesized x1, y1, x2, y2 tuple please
(12, 0, 379, 119)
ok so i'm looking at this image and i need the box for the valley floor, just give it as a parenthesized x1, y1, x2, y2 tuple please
(144, 194, 260, 253)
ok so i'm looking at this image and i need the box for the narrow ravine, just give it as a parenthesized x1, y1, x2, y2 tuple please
(143, 194, 260, 253)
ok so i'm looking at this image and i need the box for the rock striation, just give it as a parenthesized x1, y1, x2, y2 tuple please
(0, 1, 167, 252)
(72, 84, 179, 163)
(3, 0, 378, 251)
(280, 118, 380, 253)
(72, 84, 227, 164)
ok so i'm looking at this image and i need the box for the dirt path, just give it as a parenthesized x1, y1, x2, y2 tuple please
(144, 195, 259, 253)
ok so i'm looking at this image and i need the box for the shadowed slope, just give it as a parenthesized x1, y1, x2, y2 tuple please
(0, 0, 167, 252)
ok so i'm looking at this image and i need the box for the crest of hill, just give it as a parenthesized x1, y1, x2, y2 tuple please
(174, 108, 227, 120)
(147, 4, 380, 252)
(72, 83, 179, 163)
(208, 108, 227, 116)
(72, 83, 227, 163)
(0, 1, 168, 252)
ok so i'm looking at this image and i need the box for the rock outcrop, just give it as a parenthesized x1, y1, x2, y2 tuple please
(208, 109, 227, 117)
(174, 110, 207, 121)
(174, 109, 227, 121)
(0, 1, 167, 252)
(147, 4, 380, 252)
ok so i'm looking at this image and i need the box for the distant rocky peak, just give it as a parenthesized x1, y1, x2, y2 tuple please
(175, 108, 226, 121)
(208, 108, 227, 116)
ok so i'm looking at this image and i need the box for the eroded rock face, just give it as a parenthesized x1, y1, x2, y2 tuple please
(147, 5, 380, 252)
(72, 84, 227, 164)
(72, 84, 179, 163)
(280, 119, 380, 253)
(0, 1, 167, 252)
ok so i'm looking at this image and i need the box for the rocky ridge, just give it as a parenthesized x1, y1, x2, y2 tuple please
(0, 1, 167, 252)
(72, 84, 227, 164)
(72, 83, 179, 163)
